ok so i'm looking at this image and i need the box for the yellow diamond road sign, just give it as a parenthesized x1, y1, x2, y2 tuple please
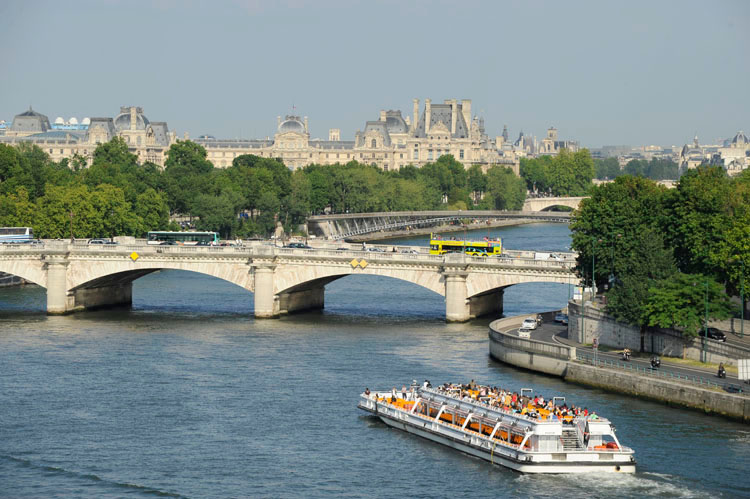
(130, 252, 139, 261)
(359, 259, 368, 268)
(350, 259, 359, 268)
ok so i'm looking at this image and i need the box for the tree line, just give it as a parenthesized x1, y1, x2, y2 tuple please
(571, 166, 749, 342)
(1, 138, 599, 239)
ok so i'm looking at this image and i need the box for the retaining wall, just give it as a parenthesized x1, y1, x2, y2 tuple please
(488, 316, 750, 423)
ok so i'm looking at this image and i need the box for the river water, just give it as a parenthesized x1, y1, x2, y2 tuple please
(0, 223, 747, 498)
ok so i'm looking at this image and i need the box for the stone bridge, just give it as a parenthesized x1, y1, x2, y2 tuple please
(0, 242, 577, 322)
(521, 197, 585, 212)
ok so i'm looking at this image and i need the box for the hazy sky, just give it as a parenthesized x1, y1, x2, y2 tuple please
(1, 0, 748, 148)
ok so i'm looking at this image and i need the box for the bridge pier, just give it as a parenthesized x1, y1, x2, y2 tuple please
(468, 288, 504, 319)
(253, 264, 278, 318)
(71, 283, 133, 312)
(444, 270, 470, 323)
(278, 286, 325, 315)
(46, 257, 72, 314)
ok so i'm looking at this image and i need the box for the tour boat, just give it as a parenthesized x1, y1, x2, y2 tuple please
(357, 383, 636, 474)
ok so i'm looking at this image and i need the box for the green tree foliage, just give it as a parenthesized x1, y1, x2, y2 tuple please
(520, 149, 594, 196)
(621, 158, 678, 180)
(642, 273, 733, 340)
(594, 157, 621, 180)
(163, 140, 214, 214)
(662, 166, 732, 277)
(483, 166, 526, 210)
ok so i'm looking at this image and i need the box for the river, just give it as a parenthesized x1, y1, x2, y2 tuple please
(0, 223, 747, 498)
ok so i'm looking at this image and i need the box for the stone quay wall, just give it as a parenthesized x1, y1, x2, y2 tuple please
(568, 301, 750, 366)
(488, 317, 750, 423)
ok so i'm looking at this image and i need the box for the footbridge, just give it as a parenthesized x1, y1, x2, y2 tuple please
(308, 210, 572, 240)
(0, 242, 577, 322)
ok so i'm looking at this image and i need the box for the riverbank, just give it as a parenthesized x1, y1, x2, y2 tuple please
(347, 218, 537, 242)
(488, 315, 750, 423)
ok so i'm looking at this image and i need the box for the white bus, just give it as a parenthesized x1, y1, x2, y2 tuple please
(0, 227, 33, 244)
(147, 231, 219, 245)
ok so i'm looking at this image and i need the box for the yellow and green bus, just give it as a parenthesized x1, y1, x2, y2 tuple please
(429, 233, 502, 257)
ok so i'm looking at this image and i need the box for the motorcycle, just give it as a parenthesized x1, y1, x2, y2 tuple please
(718, 365, 726, 379)
(650, 356, 661, 369)
(621, 350, 631, 361)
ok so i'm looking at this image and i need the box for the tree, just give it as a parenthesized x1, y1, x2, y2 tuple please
(662, 166, 732, 277)
(484, 165, 526, 210)
(642, 273, 733, 343)
(135, 188, 170, 235)
(0, 187, 35, 227)
(467, 164, 487, 205)
(163, 140, 214, 214)
(594, 157, 621, 180)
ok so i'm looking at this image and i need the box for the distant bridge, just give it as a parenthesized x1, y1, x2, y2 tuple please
(0, 241, 577, 322)
(308, 209, 573, 240)
(522, 196, 586, 212)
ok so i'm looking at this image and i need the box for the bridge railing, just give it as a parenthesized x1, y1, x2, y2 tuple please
(0, 242, 577, 271)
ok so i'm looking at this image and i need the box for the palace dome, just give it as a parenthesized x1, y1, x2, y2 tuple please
(278, 115, 305, 134)
(114, 106, 150, 132)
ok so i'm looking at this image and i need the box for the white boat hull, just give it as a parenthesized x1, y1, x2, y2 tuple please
(359, 395, 636, 474)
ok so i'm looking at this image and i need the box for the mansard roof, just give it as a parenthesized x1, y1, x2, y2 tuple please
(11, 107, 51, 133)
(414, 102, 469, 139)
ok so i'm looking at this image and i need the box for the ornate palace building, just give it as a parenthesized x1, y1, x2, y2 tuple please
(195, 98, 520, 173)
(0, 99, 588, 175)
(0, 106, 175, 166)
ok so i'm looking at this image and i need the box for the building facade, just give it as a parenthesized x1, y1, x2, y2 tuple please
(0, 106, 175, 166)
(195, 98, 521, 174)
(1, 99, 589, 175)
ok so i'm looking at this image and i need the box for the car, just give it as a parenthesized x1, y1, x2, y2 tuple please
(285, 242, 312, 249)
(518, 327, 532, 338)
(554, 312, 566, 322)
(561, 314, 569, 325)
(400, 249, 419, 254)
(367, 247, 385, 252)
(521, 318, 538, 330)
(88, 238, 116, 245)
(196, 241, 211, 246)
(700, 327, 727, 342)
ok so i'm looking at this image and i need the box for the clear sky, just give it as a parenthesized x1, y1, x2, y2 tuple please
(1, 0, 748, 148)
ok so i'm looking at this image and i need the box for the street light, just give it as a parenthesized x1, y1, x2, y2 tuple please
(609, 232, 622, 286)
(702, 280, 708, 364)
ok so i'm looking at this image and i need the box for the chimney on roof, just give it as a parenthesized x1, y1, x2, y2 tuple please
(304, 116, 309, 133)
(130, 106, 137, 131)
(425, 99, 432, 134)
(450, 99, 457, 135)
(380, 110, 386, 122)
(461, 100, 471, 131)
(412, 98, 419, 134)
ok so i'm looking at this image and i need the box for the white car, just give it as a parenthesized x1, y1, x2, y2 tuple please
(521, 318, 538, 330)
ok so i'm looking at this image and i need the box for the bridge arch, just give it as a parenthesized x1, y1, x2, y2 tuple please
(521, 197, 585, 212)
(67, 261, 256, 293)
(0, 261, 47, 288)
(272, 264, 445, 297)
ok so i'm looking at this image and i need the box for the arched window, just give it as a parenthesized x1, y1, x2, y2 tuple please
(371, 139, 377, 148)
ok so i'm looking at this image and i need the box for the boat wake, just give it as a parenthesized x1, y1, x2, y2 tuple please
(1, 454, 185, 497)
(516, 470, 718, 498)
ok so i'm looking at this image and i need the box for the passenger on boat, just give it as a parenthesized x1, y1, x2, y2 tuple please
(365, 387, 371, 396)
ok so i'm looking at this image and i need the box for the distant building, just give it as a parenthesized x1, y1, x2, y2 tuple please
(0, 106, 175, 166)
(677, 132, 748, 176)
(195, 98, 520, 174)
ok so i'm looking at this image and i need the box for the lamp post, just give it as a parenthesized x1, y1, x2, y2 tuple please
(739, 259, 745, 339)
(703, 280, 708, 364)
(610, 232, 621, 286)
(69, 211, 74, 243)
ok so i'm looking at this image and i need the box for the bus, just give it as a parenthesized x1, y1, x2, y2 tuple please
(429, 233, 502, 257)
(147, 231, 220, 246)
(0, 227, 33, 244)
